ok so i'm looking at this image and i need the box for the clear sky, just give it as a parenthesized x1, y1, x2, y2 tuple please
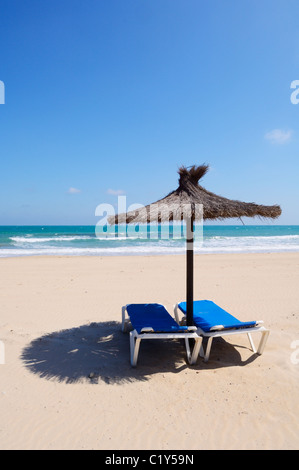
(0, 0, 298, 225)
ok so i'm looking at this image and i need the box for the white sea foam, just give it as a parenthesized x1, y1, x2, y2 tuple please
(1, 232, 299, 257)
(0, 246, 186, 257)
(10, 236, 92, 243)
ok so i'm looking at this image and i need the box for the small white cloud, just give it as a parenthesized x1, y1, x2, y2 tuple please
(107, 189, 125, 195)
(67, 187, 81, 194)
(264, 129, 293, 144)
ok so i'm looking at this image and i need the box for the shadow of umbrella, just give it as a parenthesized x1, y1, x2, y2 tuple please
(21, 322, 259, 384)
(21, 321, 191, 384)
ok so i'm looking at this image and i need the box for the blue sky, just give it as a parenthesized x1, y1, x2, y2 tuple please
(0, 0, 298, 225)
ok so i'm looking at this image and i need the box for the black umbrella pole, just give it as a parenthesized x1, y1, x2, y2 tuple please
(186, 215, 194, 326)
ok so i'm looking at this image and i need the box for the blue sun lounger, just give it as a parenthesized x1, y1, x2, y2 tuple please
(174, 300, 270, 362)
(122, 303, 202, 367)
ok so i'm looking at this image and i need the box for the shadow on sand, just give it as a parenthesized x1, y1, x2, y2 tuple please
(21, 321, 259, 385)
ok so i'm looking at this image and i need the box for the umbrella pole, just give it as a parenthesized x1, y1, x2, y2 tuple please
(186, 215, 194, 326)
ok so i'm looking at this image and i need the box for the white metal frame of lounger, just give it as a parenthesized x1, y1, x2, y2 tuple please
(122, 305, 203, 367)
(174, 303, 270, 363)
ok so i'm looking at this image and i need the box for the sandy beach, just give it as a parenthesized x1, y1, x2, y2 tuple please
(0, 252, 299, 450)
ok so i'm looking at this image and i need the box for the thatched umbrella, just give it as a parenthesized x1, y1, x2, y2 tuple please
(109, 164, 281, 325)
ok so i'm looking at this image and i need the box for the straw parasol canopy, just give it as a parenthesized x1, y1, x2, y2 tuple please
(109, 164, 281, 325)
(110, 164, 281, 224)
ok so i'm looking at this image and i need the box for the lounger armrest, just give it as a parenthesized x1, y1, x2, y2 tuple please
(209, 325, 225, 331)
(209, 321, 263, 332)
(187, 326, 197, 332)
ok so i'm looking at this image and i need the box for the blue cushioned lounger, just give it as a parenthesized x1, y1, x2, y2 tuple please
(127, 303, 189, 334)
(174, 300, 270, 362)
(122, 303, 202, 367)
(177, 300, 256, 332)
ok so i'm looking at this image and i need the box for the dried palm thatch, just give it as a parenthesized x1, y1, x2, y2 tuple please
(109, 164, 281, 224)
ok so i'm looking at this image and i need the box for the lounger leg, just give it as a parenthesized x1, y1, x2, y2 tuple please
(185, 338, 191, 363)
(199, 342, 205, 358)
(204, 337, 213, 362)
(190, 337, 203, 365)
(247, 333, 257, 353)
(130, 331, 141, 367)
(184, 337, 202, 365)
(257, 329, 270, 355)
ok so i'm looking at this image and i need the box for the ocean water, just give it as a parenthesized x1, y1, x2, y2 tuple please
(0, 225, 299, 257)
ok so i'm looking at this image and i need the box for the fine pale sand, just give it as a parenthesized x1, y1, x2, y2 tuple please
(0, 252, 299, 450)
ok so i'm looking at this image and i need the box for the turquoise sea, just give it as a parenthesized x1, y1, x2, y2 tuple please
(0, 225, 299, 257)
